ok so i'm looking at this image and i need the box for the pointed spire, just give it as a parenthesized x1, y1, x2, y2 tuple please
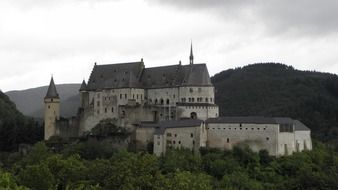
(189, 41, 194, 65)
(79, 79, 87, 91)
(45, 77, 59, 99)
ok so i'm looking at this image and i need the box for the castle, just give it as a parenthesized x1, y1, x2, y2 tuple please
(44, 45, 312, 156)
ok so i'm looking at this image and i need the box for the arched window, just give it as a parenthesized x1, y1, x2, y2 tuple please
(166, 99, 170, 105)
(111, 107, 114, 113)
(155, 99, 158, 104)
(190, 112, 197, 119)
(160, 99, 164, 105)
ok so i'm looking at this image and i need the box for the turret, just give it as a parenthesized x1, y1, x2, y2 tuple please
(79, 79, 89, 109)
(44, 77, 60, 140)
(189, 42, 194, 65)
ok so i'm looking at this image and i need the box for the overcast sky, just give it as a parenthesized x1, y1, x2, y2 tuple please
(1, 0, 338, 92)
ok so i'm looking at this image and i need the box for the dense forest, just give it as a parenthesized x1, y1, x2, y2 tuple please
(0, 91, 42, 152)
(0, 141, 337, 189)
(212, 63, 338, 149)
(1, 63, 338, 189)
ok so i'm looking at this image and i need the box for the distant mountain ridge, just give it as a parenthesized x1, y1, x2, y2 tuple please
(6, 83, 81, 118)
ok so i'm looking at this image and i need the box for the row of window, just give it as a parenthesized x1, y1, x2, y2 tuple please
(181, 97, 213, 103)
(149, 98, 170, 105)
(185, 106, 217, 109)
(119, 93, 143, 100)
(225, 137, 270, 143)
(97, 93, 143, 100)
(166, 133, 194, 138)
(207, 127, 267, 131)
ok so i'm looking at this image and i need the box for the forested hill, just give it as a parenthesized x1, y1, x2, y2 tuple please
(212, 63, 338, 147)
(0, 91, 42, 151)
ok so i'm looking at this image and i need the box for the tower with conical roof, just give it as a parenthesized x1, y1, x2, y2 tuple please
(44, 77, 60, 140)
(189, 42, 194, 65)
(79, 79, 89, 109)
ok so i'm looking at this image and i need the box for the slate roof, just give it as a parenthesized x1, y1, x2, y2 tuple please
(206, 116, 311, 131)
(86, 62, 212, 91)
(139, 119, 203, 135)
(79, 80, 87, 91)
(87, 62, 144, 90)
(45, 77, 59, 99)
(294, 120, 311, 131)
(206, 116, 277, 124)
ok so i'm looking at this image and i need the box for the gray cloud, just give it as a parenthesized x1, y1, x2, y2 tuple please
(148, 0, 338, 36)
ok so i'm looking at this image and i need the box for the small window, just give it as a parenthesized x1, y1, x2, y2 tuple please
(227, 138, 229, 143)
(104, 108, 107, 113)
(97, 101, 100, 106)
(166, 99, 170, 105)
(125, 94, 127, 99)
(266, 137, 270, 141)
(190, 133, 193, 138)
(111, 107, 114, 112)
(178, 141, 181, 144)
(48, 105, 50, 109)
(120, 94, 122, 99)
(173, 141, 176, 144)
(51, 98, 53, 102)
(190, 88, 193, 93)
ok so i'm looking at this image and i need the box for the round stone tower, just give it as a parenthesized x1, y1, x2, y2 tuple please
(44, 77, 60, 140)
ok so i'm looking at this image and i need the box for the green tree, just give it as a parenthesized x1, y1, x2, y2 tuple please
(17, 164, 55, 190)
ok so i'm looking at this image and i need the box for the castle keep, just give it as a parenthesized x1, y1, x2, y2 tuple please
(44, 46, 312, 156)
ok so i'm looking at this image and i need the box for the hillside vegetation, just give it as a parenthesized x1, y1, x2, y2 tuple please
(0, 142, 337, 190)
(212, 63, 338, 148)
(0, 91, 42, 151)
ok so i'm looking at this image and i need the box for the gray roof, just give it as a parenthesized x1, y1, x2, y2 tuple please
(206, 116, 311, 131)
(45, 77, 59, 99)
(79, 80, 87, 91)
(139, 119, 203, 135)
(86, 62, 212, 91)
(141, 63, 212, 88)
(207, 116, 277, 124)
(87, 62, 144, 90)
(294, 120, 311, 131)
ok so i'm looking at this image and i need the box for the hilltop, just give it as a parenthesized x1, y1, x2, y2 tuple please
(6, 84, 81, 118)
(212, 63, 338, 147)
